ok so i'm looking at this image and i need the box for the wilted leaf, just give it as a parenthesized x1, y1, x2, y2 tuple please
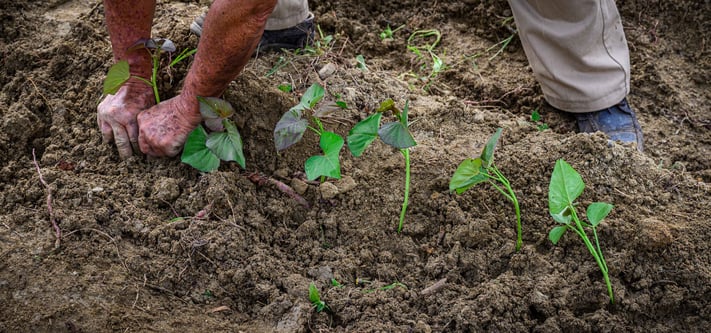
(274, 109, 308, 151)
(378, 121, 416, 149)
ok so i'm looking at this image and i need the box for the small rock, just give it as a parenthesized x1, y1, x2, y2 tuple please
(318, 63, 337, 80)
(319, 182, 339, 199)
(152, 177, 180, 202)
(291, 178, 308, 195)
(335, 175, 356, 194)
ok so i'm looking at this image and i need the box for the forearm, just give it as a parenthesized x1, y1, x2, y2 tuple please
(103, 0, 156, 79)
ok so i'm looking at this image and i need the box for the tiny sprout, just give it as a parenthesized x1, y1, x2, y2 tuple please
(308, 282, 329, 313)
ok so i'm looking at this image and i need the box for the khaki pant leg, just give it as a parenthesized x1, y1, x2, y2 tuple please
(265, 0, 310, 30)
(508, 0, 630, 112)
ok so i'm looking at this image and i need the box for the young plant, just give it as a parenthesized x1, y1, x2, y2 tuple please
(103, 38, 196, 103)
(347, 99, 417, 232)
(406, 29, 445, 90)
(530, 108, 549, 131)
(274, 83, 346, 181)
(379, 24, 405, 40)
(181, 97, 245, 172)
(308, 282, 329, 313)
(548, 159, 615, 303)
(449, 128, 522, 251)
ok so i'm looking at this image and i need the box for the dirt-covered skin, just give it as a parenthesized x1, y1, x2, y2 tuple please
(1, 0, 709, 332)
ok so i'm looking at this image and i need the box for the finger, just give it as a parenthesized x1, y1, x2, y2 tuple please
(126, 120, 141, 156)
(99, 120, 114, 144)
(112, 125, 133, 159)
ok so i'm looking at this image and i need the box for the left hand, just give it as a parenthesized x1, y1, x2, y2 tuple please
(137, 94, 202, 157)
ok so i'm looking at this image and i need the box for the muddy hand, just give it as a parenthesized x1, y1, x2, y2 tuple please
(97, 82, 155, 159)
(137, 94, 202, 157)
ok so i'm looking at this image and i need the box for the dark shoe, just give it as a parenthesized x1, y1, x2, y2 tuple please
(574, 98, 644, 152)
(190, 12, 315, 53)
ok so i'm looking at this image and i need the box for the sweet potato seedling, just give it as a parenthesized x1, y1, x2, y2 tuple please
(308, 282, 329, 313)
(548, 159, 615, 303)
(449, 128, 523, 251)
(103, 38, 196, 103)
(406, 29, 445, 90)
(274, 83, 346, 181)
(347, 99, 417, 232)
(181, 97, 245, 172)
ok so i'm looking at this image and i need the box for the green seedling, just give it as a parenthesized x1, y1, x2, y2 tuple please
(308, 282, 329, 313)
(274, 83, 345, 181)
(379, 24, 405, 40)
(449, 128, 522, 251)
(406, 29, 445, 90)
(302, 25, 335, 56)
(181, 97, 245, 172)
(530, 108, 549, 131)
(331, 278, 343, 288)
(355, 54, 368, 72)
(103, 38, 196, 103)
(548, 159, 615, 303)
(347, 99, 417, 232)
(278, 83, 293, 93)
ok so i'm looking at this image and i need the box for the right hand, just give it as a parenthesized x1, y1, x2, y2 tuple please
(97, 82, 155, 159)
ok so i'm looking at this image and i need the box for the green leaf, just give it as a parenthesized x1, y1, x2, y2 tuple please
(531, 110, 541, 122)
(356, 54, 368, 71)
(449, 158, 487, 194)
(206, 120, 245, 169)
(305, 132, 343, 181)
(378, 121, 416, 149)
(198, 96, 235, 132)
(103, 60, 130, 95)
(301, 83, 325, 109)
(549, 225, 568, 245)
(181, 125, 220, 172)
(347, 113, 382, 157)
(274, 109, 308, 151)
(481, 128, 503, 168)
(278, 84, 292, 93)
(548, 159, 585, 216)
(308, 282, 321, 304)
(551, 208, 572, 225)
(587, 202, 614, 227)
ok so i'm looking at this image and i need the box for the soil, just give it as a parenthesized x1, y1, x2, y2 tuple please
(1, 0, 710, 332)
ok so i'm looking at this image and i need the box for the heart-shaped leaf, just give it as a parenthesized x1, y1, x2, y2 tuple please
(449, 157, 487, 194)
(549, 159, 585, 216)
(206, 120, 245, 169)
(587, 202, 614, 227)
(378, 121, 416, 149)
(181, 125, 220, 172)
(305, 131, 343, 180)
(274, 109, 308, 151)
(103, 60, 130, 95)
(347, 113, 382, 157)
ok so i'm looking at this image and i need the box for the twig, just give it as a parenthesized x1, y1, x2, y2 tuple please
(246, 172, 310, 208)
(32, 149, 61, 249)
(420, 278, 447, 296)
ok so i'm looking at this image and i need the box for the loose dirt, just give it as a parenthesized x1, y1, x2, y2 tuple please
(1, 0, 709, 332)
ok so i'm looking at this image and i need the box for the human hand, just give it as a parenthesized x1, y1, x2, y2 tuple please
(137, 94, 202, 157)
(97, 82, 155, 159)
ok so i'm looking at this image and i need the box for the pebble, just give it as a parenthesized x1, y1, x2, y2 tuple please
(319, 182, 339, 199)
(318, 63, 337, 80)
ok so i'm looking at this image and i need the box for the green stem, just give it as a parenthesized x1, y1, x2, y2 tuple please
(488, 166, 522, 251)
(397, 148, 411, 233)
(151, 51, 160, 103)
(570, 207, 614, 303)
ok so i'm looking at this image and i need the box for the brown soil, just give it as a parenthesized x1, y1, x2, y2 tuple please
(1, 0, 709, 332)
